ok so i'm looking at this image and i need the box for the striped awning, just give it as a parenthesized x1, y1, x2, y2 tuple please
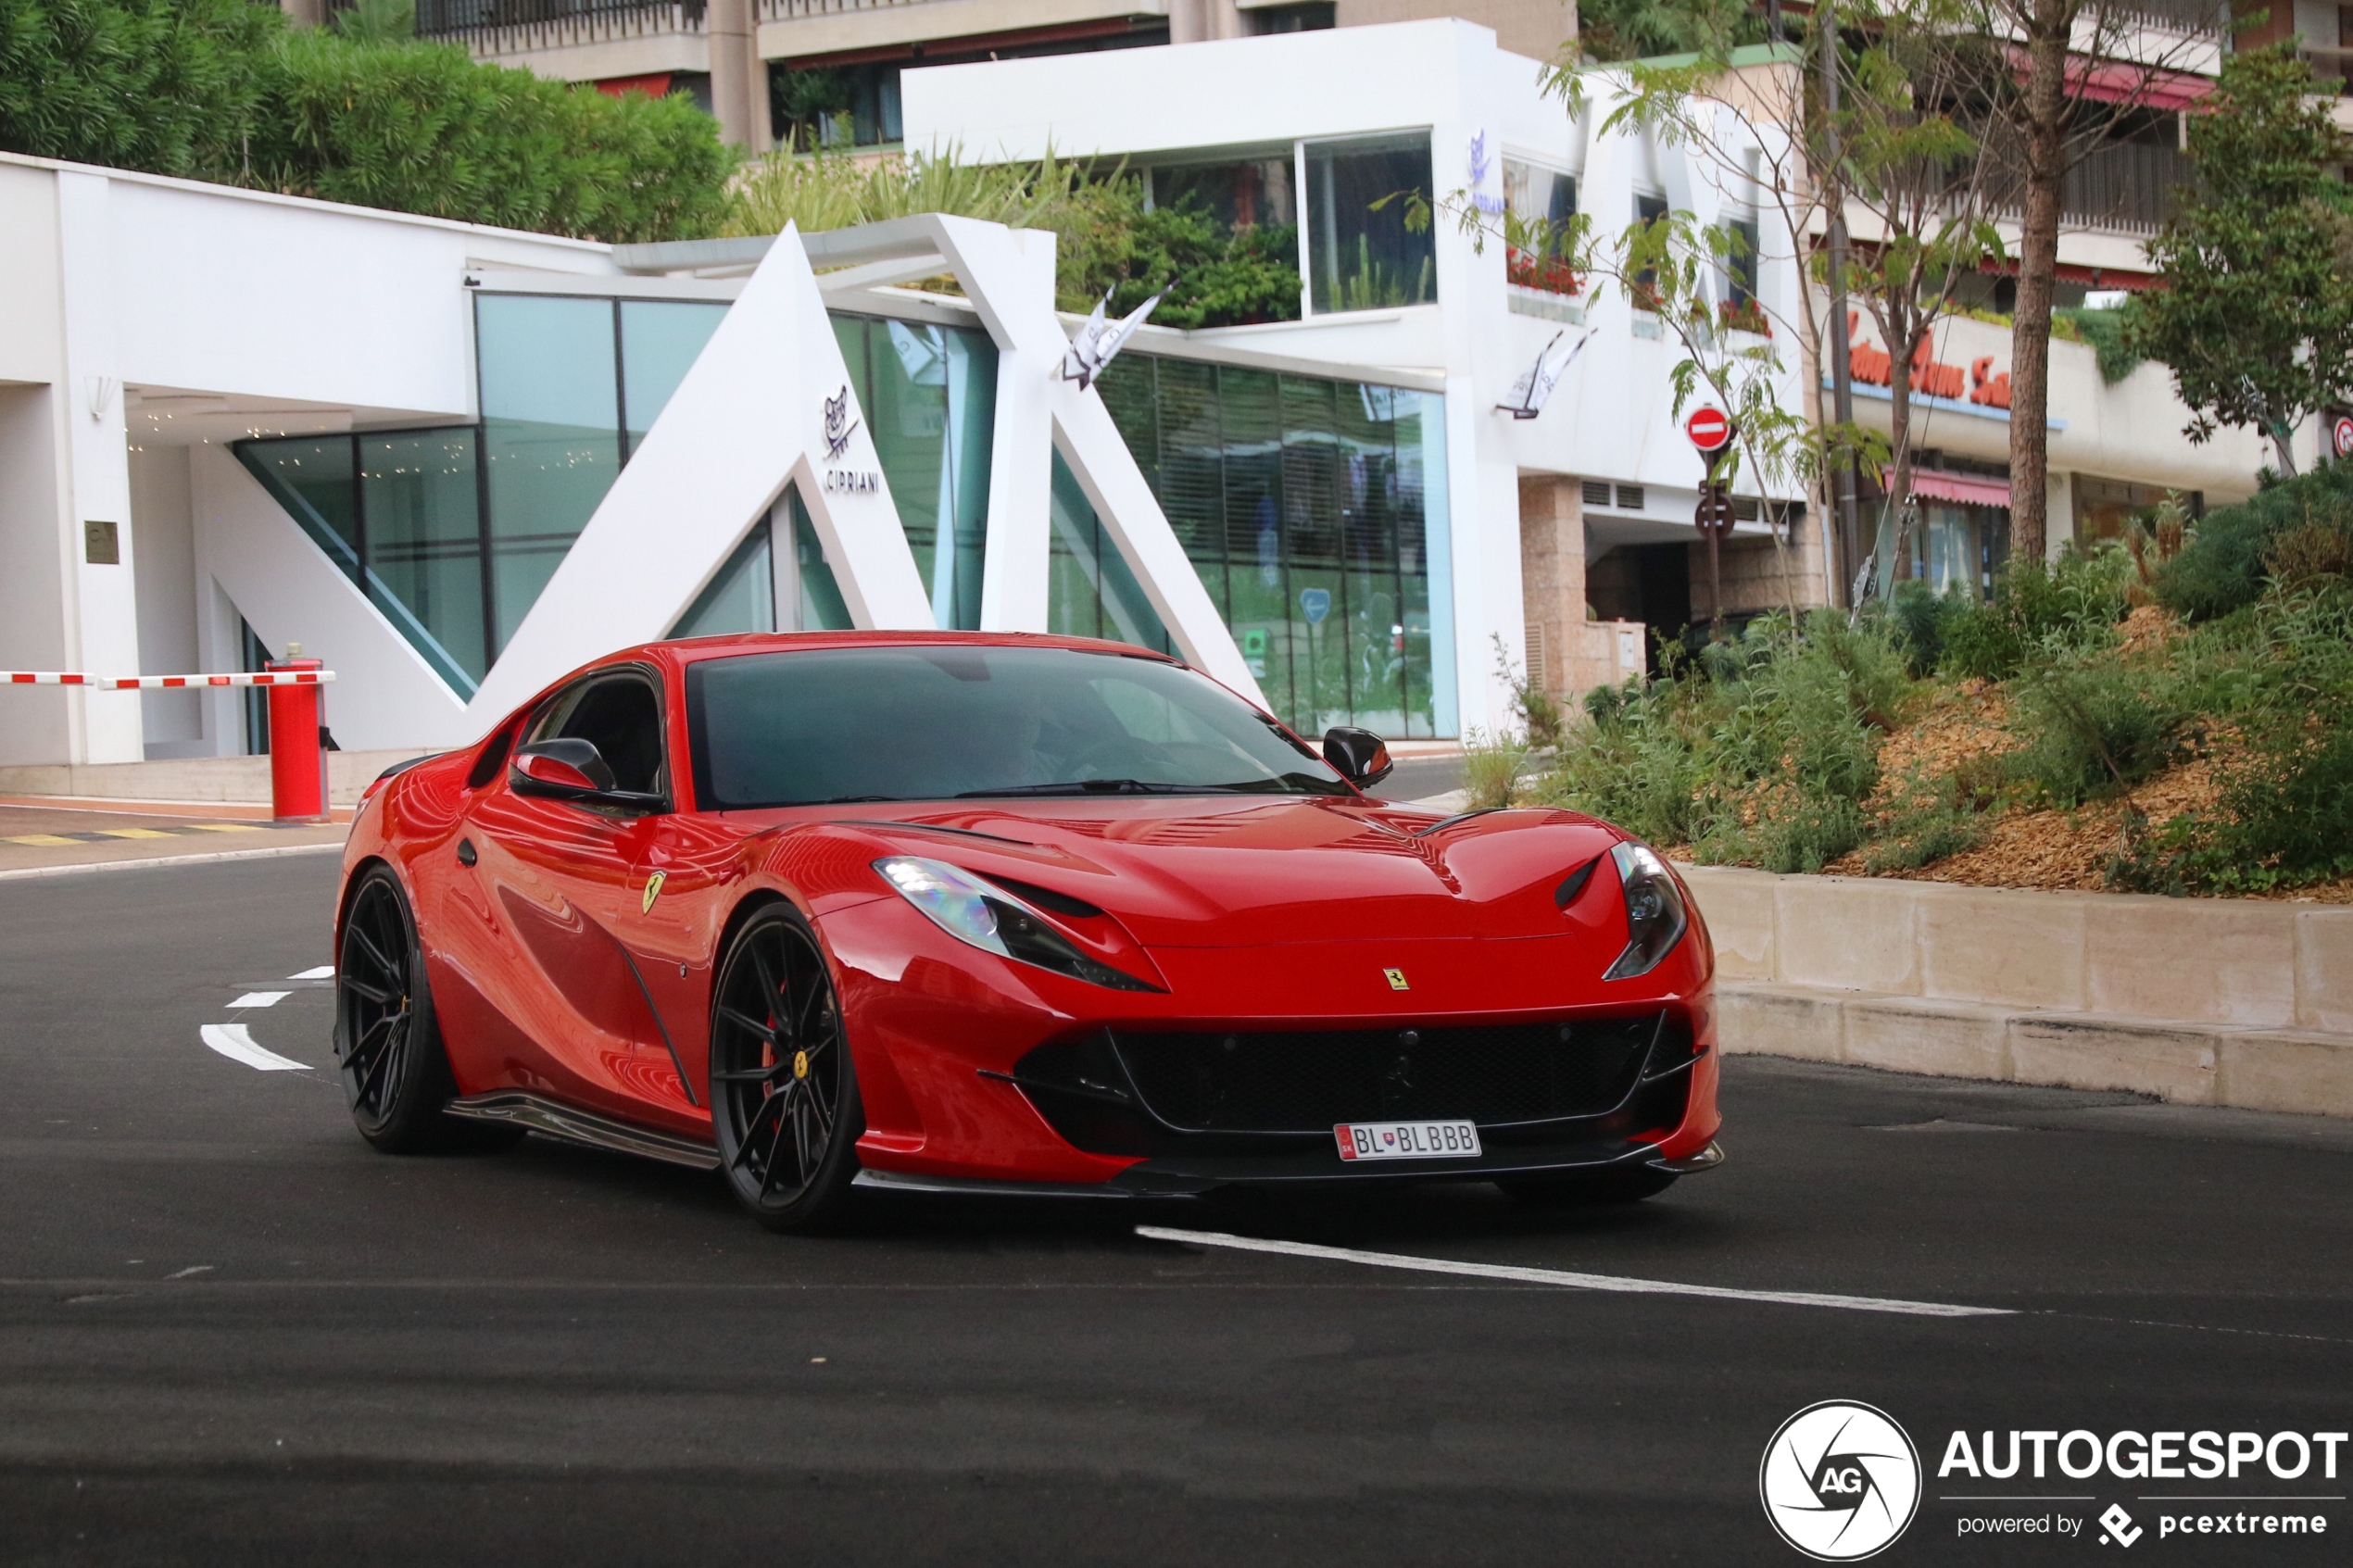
(1908, 470, 2011, 508)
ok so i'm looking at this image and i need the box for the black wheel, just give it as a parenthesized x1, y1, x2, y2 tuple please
(334, 865, 479, 1152)
(709, 904, 863, 1233)
(1497, 1165, 1677, 1207)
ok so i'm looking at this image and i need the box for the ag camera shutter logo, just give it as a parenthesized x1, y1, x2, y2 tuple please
(1760, 1400, 1922, 1561)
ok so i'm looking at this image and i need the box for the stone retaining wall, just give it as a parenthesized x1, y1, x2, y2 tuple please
(1679, 865, 2353, 1118)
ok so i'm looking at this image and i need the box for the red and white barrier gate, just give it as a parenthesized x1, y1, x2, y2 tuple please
(4, 665, 339, 823)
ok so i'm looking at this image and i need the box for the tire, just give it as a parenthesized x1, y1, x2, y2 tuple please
(708, 903, 864, 1234)
(1496, 1164, 1677, 1207)
(334, 864, 490, 1153)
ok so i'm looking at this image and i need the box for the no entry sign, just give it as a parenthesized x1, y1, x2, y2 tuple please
(1686, 407, 1732, 453)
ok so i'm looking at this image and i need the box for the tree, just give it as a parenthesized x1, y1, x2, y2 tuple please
(2130, 46, 2353, 477)
(1959, 0, 2224, 560)
(1584, 4, 1999, 593)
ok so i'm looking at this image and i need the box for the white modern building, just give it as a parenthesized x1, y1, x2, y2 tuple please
(0, 19, 2271, 771)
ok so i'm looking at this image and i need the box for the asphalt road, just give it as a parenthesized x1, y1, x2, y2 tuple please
(3, 852, 2347, 1566)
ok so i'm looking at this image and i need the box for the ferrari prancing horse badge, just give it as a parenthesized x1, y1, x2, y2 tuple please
(641, 871, 666, 914)
(1384, 968, 1410, 991)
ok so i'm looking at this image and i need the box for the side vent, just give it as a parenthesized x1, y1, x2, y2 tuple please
(1616, 483, 1645, 510)
(1580, 479, 1612, 508)
(1524, 622, 1549, 690)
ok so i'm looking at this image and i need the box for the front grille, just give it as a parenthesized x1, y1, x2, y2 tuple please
(1105, 1013, 1667, 1134)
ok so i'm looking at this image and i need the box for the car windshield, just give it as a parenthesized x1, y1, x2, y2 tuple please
(686, 644, 1353, 809)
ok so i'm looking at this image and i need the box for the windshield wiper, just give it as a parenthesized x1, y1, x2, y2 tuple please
(956, 779, 1254, 797)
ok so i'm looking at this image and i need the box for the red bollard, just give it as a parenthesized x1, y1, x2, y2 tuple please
(265, 657, 329, 822)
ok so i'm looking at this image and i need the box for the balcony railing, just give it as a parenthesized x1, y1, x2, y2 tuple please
(2058, 138, 2195, 233)
(757, 0, 939, 19)
(411, 0, 705, 54)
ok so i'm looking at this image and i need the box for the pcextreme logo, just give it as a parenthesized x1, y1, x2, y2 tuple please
(1761, 1401, 1924, 1561)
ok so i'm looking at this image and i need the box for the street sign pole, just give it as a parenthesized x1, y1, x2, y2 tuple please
(1686, 409, 1738, 643)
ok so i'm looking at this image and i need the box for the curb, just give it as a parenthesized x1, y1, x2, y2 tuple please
(0, 841, 346, 884)
(1718, 981, 2353, 1120)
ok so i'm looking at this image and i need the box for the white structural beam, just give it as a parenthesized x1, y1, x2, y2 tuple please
(188, 444, 472, 751)
(467, 222, 931, 725)
(914, 214, 1267, 709)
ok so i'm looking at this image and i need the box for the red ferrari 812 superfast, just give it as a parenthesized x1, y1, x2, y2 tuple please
(333, 633, 1722, 1231)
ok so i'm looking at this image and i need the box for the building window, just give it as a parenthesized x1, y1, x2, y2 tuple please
(831, 314, 998, 631)
(773, 62, 903, 150)
(1726, 213, 1760, 306)
(670, 486, 854, 638)
(1303, 132, 1436, 315)
(1632, 192, 1668, 306)
(1150, 157, 1295, 236)
(1097, 353, 1450, 738)
(234, 428, 489, 695)
(1047, 451, 1174, 654)
(1250, 2, 1335, 32)
(1503, 160, 1577, 232)
(475, 294, 727, 651)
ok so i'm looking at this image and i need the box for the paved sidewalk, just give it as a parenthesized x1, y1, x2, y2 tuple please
(0, 800, 348, 876)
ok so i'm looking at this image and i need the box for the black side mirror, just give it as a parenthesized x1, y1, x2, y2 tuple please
(1322, 726, 1394, 789)
(510, 739, 663, 813)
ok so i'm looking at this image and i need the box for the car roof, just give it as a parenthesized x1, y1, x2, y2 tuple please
(641, 630, 1185, 670)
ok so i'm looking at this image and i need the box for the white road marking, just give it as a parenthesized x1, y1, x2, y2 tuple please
(199, 1023, 310, 1073)
(165, 1265, 214, 1280)
(228, 991, 290, 1010)
(1135, 1225, 2013, 1320)
(288, 966, 334, 980)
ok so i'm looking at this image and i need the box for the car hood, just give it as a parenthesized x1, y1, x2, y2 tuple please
(776, 795, 1628, 948)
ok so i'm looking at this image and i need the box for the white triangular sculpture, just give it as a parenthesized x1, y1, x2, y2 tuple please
(464, 223, 931, 723)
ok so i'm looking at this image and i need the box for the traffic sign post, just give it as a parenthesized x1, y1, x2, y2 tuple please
(1686, 408, 1738, 639)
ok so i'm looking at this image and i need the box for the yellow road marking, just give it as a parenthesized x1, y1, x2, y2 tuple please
(96, 828, 177, 839)
(186, 822, 263, 833)
(4, 834, 78, 847)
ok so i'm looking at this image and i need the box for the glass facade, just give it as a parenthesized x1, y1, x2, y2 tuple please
(831, 314, 997, 630)
(1097, 353, 1450, 738)
(477, 295, 727, 647)
(1304, 133, 1436, 314)
(669, 489, 854, 639)
(239, 295, 725, 692)
(236, 291, 1454, 740)
(235, 428, 488, 694)
(1047, 450, 1175, 655)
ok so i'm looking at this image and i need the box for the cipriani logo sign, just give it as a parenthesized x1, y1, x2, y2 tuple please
(821, 384, 881, 494)
(1760, 1400, 1923, 1561)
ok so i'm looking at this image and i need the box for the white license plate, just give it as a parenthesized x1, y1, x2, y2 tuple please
(1333, 1120, 1482, 1161)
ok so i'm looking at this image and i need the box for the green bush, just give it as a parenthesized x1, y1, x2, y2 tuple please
(2003, 650, 2186, 806)
(1863, 804, 1986, 872)
(253, 32, 730, 242)
(1936, 551, 2132, 681)
(2155, 460, 2353, 621)
(1887, 580, 1973, 678)
(0, 0, 278, 178)
(1539, 611, 1903, 867)
(2110, 589, 2353, 891)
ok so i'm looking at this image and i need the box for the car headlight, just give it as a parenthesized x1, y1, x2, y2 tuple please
(874, 857, 1160, 992)
(1602, 842, 1688, 980)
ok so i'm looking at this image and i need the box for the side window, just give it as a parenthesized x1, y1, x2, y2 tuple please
(528, 673, 668, 797)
